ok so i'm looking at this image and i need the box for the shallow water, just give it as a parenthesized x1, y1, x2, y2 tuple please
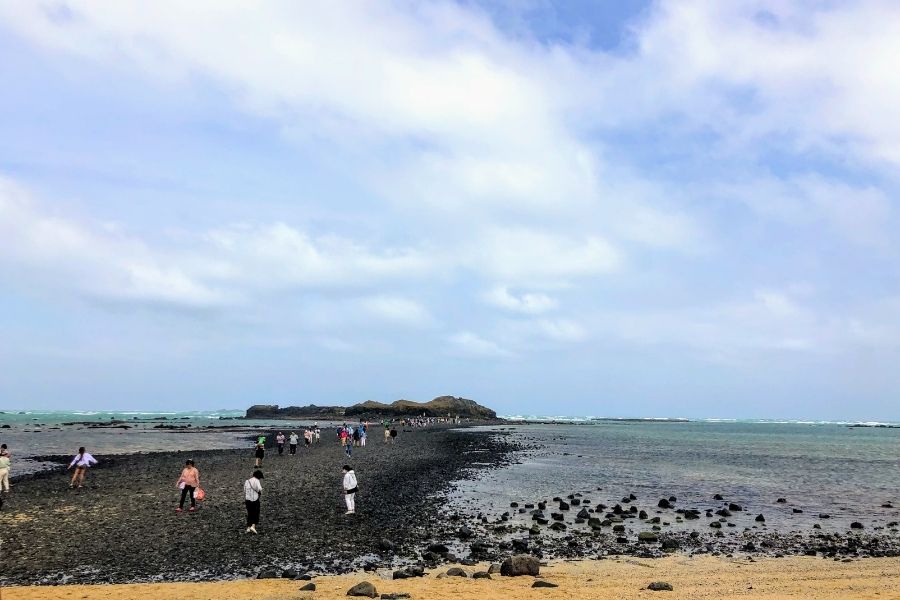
(448, 421, 900, 534)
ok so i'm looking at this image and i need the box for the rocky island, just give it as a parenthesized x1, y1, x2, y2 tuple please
(244, 395, 498, 420)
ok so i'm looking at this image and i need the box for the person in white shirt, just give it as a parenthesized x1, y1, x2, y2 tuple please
(342, 465, 358, 515)
(67, 447, 98, 488)
(244, 469, 264, 533)
(288, 432, 299, 455)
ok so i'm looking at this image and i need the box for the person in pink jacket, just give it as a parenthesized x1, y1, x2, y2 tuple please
(176, 459, 201, 513)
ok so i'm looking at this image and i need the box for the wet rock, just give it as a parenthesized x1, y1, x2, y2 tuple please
(577, 508, 590, 519)
(299, 582, 316, 591)
(559, 501, 570, 511)
(282, 569, 298, 579)
(457, 526, 473, 539)
(819, 514, 831, 519)
(550, 522, 567, 531)
(427, 543, 449, 554)
(776, 498, 786, 503)
(793, 508, 803, 513)
(347, 581, 378, 597)
(713, 494, 724, 500)
(657, 499, 672, 509)
(728, 503, 743, 512)
(661, 538, 679, 550)
(850, 522, 864, 529)
(715, 509, 732, 518)
(639, 510, 648, 520)
(648, 581, 674, 591)
(512, 538, 529, 552)
(510, 502, 519, 508)
(612, 524, 626, 533)
(709, 521, 722, 529)
(638, 532, 659, 543)
(532, 580, 558, 588)
(500, 555, 540, 576)
(551, 513, 564, 521)
(755, 514, 766, 523)
(378, 539, 395, 552)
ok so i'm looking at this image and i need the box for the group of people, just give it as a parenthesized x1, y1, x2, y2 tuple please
(274, 427, 320, 456)
(338, 423, 367, 456)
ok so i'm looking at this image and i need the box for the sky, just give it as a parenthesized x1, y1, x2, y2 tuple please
(1, 1, 899, 419)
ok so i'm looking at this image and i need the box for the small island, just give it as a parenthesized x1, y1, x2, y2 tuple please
(244, 395, 497, 420)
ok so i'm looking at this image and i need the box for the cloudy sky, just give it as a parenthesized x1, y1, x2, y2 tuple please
(1, 1, 899, 419)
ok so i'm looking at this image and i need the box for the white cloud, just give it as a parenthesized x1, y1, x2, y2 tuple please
(470, 227, 621, 285)
(358, 295, 434, 327)
(449, 331, 512, 358)
(484, 286, 558, 314)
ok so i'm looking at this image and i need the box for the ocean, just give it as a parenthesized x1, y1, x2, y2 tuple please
(446, 419, 900, 535)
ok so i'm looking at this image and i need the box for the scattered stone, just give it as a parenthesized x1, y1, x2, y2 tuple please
(457, 526, 473, 539)
(346, 581, 377, 597)
(648, 581, 674, 591)
(776, 498, 787, 503)
(638, 532, 659, 543)
(257, 569, 279, 579)
(657, 499, 672, 509)
(427, 543, 449, 554)
(713, 494, 724, 500)
(299, 582, 316, 591)
(577, 508, 590, 519)
(473, 571, 491, 579)
(755, 514, 766, 523)
(850, 522, 864, 529)
(532, 580, 559, 588)
(819, 514, 831, 519)
(500, 554, 540, 577)
(728, 503, 743, 512)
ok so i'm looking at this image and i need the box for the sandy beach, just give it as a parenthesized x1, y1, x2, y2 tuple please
(5, 555, 900, 599)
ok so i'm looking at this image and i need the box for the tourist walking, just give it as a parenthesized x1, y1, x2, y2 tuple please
(0, 448, 10, 494)
(288, 431, 299, 455)
(67, 447, 98, 488)
(360, 425, 367, 447)
(384, 423, 391, 444)
(342, 465, 358, 515)
(344, 431, 353, 458)
(254, 438, 265, 467)
(176, 459, 200, 513)
(244, 469, 263, 534)
(276, 432, 286, 456)
(304, 428, 312, 449)
(352, 426, 361, 447)
(389, 426, 398, 444)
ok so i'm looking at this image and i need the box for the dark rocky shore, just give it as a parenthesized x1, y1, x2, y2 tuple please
(0, 427, 518, 585)
(2, 424, 898, 588)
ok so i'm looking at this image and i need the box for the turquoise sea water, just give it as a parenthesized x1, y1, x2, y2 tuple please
(448, 420, 900, 534)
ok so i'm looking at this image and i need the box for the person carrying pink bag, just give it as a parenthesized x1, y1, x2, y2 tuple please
(176, 459, 201, 513)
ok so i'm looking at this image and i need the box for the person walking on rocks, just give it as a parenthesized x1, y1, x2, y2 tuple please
(342, 464, 358, 515)
(288, 431, 299, 455)
(384, 422, 391, 444)
(344, 431, 353, 458)
(244, 469, 263, 534)
(67, 447, 98, 488)
(389, 425, 398, 444)
(352, 425, 361, 447)
(276, 432, 286, 456)
(176, 459, 200, 513)
(0, 449, 10, 494)
(254, 438, 265, 467)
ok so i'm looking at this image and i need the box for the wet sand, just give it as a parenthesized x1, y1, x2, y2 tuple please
(5, 555, 900, 599)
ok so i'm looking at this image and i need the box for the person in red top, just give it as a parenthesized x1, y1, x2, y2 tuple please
(176, 459, 200, 513)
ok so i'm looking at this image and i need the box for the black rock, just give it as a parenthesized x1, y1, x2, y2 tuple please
(297, 574, 313, 581)
(446, 567, 468, 577)
(347, 581, 378, 597)
(793, 508, 803, 513)
(457, 526, 473, 539)
(378, 539, 395, 551)
(510, 502, 519, 507)
(728, 503, 743, 512)
(299, 582, 316, 591)
(657, 499, 672, 509)
(713, 494, 724, 500)
(559, 501, 570, 510)
(715, 509, 732, 518)
(819, 513, 831, 519)
(427, 543, 449, 554)
(532, 580, 559, 588)
(500, 554, 540, 576)
(381, 595, 411, 600)
(638, 532, 658, 543)
(577, 508, 590, 519)
(648, 581, 674, 591)
(755, 514, 765, 522)
(850, 522, 864, 529)
(512, 538, 529, 552)
(639, 510, 648, 520)
(473, 571, 491, 579)
(776, 498, 787, 503)
(257, 569, 279, 579)
(282, 569, 298, 579)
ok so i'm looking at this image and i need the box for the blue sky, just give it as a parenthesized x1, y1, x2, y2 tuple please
(1, 1, 899, 419)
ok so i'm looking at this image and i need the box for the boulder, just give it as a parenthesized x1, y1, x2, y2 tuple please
(500, 554, 540, 577)
(488, 563, 502, 574)
(473, 571, 492, 579)
(346, 581, 378, 598)
(657, 499, 672, 509)
(648, 581, 674, 591)
(299, 583, 316, 591)
(532, 581, 559, 588)
(755, 514, 766, 523)
(728, 503, 743, 512)
(577, 508, 590, 519)
(850, 522, 864, 529)
(446, 567, 468, 577)
(257, 569, 279, 579)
